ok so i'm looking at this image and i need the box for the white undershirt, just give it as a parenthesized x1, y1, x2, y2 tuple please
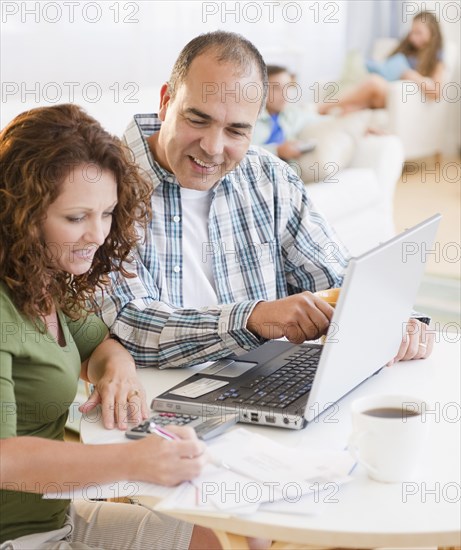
(180, 187, 218, 309)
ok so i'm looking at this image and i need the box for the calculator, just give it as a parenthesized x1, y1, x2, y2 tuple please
(125, 411, 239, 441)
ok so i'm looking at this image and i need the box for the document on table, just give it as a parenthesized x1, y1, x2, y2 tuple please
(157, 428, 354, 516)
(44, 428, 354, 516)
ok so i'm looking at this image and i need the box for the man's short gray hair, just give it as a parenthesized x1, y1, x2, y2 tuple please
(167, 31, 268, 110)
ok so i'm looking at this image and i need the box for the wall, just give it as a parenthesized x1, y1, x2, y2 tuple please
(1, 0, 349, 136)
(2, 1, 458, 153)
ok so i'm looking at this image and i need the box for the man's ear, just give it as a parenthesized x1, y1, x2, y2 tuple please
(158, 83, 172, 121)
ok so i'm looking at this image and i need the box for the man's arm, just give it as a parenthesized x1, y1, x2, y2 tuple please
(98, 254, 263, 368)
(242, 156, 349, 343)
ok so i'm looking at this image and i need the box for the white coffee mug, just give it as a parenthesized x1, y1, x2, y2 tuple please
(349, 394, 430, 483)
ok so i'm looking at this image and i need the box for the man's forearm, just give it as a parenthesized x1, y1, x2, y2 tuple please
(109, 299, 263, 368)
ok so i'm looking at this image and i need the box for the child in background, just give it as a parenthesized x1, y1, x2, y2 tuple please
(319, 11, 444, 114)
(252, 65, 318, 161)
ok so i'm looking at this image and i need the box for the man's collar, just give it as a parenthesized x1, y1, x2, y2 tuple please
(124, 113, 245, 196)
(126, 114, 169, 189)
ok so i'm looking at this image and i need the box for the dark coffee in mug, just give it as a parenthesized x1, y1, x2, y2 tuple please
(363, 407, 421, 419)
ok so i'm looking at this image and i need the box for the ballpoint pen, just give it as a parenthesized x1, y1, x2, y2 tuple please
(148, 423, 235, 472)
(147, 423, 241, 478)
(147, 422, 180, 441)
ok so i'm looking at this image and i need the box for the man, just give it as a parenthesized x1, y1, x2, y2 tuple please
(99, 31, 433, 368)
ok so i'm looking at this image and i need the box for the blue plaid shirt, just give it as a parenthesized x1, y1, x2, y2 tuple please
(98, 114, 349, 368)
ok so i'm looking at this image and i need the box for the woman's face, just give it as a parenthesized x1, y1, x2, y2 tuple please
(41, 163, 117, 276)
(408, 19, 432, 49)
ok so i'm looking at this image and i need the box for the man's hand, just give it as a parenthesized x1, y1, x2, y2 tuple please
(387, 318, 435, 366)
(247, 292, 335, 344)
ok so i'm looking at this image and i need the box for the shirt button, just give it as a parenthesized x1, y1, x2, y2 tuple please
(173, 265, 180, 273)
(173, 215, 181, 223)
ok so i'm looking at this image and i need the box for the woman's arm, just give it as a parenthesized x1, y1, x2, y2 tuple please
(79, 335, 149, 429)
(401, 61, 445, 100)
(0, 426, 207, 493)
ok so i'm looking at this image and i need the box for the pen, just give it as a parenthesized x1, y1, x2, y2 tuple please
(148, 424, 241, 478)
(147, 421, 202, 504)
(148, 422, 180, 441)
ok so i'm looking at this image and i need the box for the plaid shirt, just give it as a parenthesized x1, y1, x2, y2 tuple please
(98, 114, 349, 368)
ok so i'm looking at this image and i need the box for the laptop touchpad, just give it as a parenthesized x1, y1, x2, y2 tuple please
(201, 359, 258, 378)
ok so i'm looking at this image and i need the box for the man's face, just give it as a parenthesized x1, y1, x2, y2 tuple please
(153, 53, 262, 190)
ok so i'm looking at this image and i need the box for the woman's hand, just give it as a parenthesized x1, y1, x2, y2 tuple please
(133, 426, 208, 486)
(79, 370, 148, 430)
(79, 337, 149, 430)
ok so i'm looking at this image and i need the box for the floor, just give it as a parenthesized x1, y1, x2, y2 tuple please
(393, 154, 461, 327)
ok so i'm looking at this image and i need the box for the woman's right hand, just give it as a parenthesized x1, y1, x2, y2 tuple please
(133, 425, 208, 486)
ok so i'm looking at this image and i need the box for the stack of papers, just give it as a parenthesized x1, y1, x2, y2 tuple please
(44, 428, 355, 516)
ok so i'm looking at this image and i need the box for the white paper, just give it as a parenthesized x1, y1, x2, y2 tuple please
(157, 478, 260, 515)
(44, 427, 355, 519)
(42, 480, 172, 501)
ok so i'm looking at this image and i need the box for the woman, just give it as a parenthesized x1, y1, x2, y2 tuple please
(319, 11, 444, 114)
(0, 104, 213, 550)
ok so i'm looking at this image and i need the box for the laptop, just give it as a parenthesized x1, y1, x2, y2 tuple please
(133, 215, 441, 434)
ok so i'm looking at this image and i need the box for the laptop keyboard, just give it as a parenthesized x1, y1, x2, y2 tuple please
(215, 347, 321, 409)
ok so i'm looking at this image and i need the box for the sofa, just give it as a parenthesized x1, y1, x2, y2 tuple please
(306, 133, 404, 257)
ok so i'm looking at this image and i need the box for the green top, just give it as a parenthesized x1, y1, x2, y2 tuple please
(0, 282, 108, 542)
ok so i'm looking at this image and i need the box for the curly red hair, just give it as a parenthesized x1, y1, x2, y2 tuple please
(0, 104, 152, 321)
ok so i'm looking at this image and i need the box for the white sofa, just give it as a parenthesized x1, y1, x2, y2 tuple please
(306, 134, 404, 256)
(370, 39, 459, 161)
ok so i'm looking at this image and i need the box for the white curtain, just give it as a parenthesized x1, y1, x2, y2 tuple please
(345, 0, 405, 56)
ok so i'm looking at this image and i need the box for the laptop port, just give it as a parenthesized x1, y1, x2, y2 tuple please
(250, 413, 259, 422)
(265, 416, 276, 424)
(283, 417, 290, 425)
